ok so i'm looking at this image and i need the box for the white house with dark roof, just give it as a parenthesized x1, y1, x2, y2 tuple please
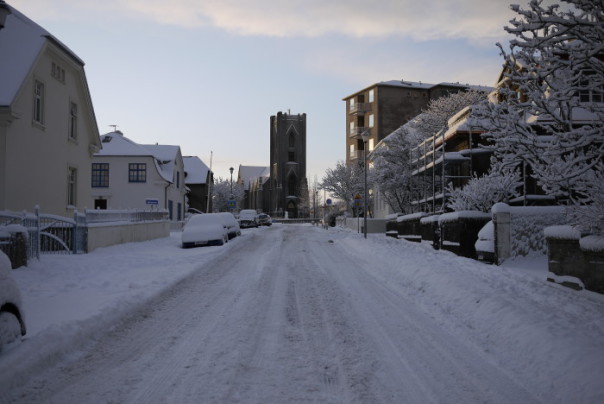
(183, 156, 212, 213)
(92, 131, 187, 223)
(0, 2, 101, 216)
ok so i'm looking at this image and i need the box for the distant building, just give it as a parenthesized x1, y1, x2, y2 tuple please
(183, 156, 213, 213)
(237, 165, 269, 210)
(0, 3, 101, 216)
(92, 131, 187, 222)
(269, 112, 308, 218)
(343, 80, 490, 167)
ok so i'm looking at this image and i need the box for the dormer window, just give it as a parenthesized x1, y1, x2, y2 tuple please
(102, 136, 112, 143)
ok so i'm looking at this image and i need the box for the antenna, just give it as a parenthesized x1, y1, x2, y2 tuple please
(109, 124, 118, 132)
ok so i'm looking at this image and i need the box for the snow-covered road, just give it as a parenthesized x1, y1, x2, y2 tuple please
(3, 224, 604, 403)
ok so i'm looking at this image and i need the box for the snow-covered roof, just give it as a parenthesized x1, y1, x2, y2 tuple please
(343, 80, 493, 100)
(183, 156, 210, 185)
(238, 165, 269, 191)
(0, 3, 84, 106)
(95, 131, 181, 183)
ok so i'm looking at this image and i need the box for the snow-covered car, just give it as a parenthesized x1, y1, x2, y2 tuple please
(238, 209, 259, 228)
(0, 251, 26, 351)
(475, 220, 495, 263)
(181, 214, 229, 248)
(257, 213, 272, 226)
(217, 212, 241, 239)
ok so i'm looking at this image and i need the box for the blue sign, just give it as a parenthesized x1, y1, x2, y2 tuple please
(145, 199, 159, 205)
(326, 199, 332, 205)
(227, 199, 236, 208)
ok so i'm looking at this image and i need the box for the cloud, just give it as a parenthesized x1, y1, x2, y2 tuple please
(11, 0, 517, 44)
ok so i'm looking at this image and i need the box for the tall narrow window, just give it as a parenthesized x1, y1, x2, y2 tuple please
(91, 163, 109, 187)
(67, 167, 77, 206)
(69, 102, 78, 140)
(129, 163, 147, 183)
(176, 171, 180, 188)
(368, 89, 374, 103)
(368, 114, 375, 128)
(33, 80, 45, 124)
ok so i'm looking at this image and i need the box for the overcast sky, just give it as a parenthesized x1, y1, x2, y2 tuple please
(11, 0, 526, 187)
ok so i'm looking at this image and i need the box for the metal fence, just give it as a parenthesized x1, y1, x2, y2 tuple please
(0, 208, 168, 260)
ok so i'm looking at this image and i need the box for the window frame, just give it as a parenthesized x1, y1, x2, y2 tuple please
(67, 167, 77, 207)
(69, 101, 78, 141)
(91, 163, 109, 188)
(33, 79, 45, 125)
(128, 163, 147, 183)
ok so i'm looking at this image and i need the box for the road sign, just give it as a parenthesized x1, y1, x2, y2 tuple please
(227, 199, 236, 208)
(326, 198, 332, 206)
(145, 199, 159, 205)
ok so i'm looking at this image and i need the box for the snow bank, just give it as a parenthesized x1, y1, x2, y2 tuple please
(438, 211, 490, 223)
(544, 225, 581, 240)
(580, 235, 604, 252)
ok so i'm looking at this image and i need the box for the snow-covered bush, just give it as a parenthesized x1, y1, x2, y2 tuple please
(447, 162, 521, 213)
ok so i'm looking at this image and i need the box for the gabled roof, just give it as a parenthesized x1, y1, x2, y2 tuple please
(0, 3, 83, 106)
(238, 165, 269, 191)
(183, 156, 210, 185)
(95, 131, 181, 183)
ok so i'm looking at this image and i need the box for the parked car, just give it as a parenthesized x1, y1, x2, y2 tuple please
(217, 212, 241, 239)
(0, 251, 26, 351)
(238, 209, 259, 228)
(257, 213, 272, 226)
(181, 214, 229, 248)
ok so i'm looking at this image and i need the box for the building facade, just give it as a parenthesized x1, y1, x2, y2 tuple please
(0, 4, 101, 216)
(268, 111, 308, 218)
(92, 131, 187, 222)
(343, 80, 487, 168)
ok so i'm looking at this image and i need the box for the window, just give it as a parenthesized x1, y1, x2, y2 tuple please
(578, 71, 604, 103)
(176, 171, 180, 188)
(350, 98, 355, 110)
(368, 114, 375, 128)
(129, 163, 147, 183)
(177, 202, 182, 221)
(288, 132, 296, 147)
(369, 138, 374, 151)
(69, 102, 78, 140)
(91, 163, 109, 188)
(349, 144, 355, 158)
(51, 62, 65, 83)
(168, 200, 173, 220)
(67, 167, 77, 206)
(288, 151, 296, 162)
(368, 89, 374, 103)
(33, 80, 44, 124)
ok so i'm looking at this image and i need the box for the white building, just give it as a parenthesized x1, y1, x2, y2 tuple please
(0, 3, 101, 216)
(92, 131, 187, 222)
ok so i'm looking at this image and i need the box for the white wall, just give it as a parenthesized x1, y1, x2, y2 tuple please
(1, 44, 100, 216)
(87, 221, 170, 252)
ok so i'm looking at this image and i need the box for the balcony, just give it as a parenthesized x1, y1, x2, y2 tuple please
(349, 126, 370, 138)
(349, 102, 370, 115)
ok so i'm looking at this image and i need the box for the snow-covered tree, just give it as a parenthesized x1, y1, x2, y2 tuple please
(211, 177, 244, 212)
(447, 160, 522, 212)
(477, 0, 604, 230)
(370, 125, 421, 214)
(370, 90, 489, 214)
(320, 161, 364, 214)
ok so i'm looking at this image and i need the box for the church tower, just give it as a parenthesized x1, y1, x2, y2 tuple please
(269, 111, 308, 218)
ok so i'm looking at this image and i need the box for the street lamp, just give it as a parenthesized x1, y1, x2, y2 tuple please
(0, 1, 12, 31)
(229, 167, 234, 195)
(229, 167, 234, 211)
(361, 131, 370, 239)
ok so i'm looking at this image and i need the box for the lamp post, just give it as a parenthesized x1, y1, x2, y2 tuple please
(361, 131, 370, 239)
(229, 167, 234, 211)
(0, 1, 11, 31)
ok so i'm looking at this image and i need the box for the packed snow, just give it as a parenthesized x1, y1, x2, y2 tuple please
(1, 224, 603, 403)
